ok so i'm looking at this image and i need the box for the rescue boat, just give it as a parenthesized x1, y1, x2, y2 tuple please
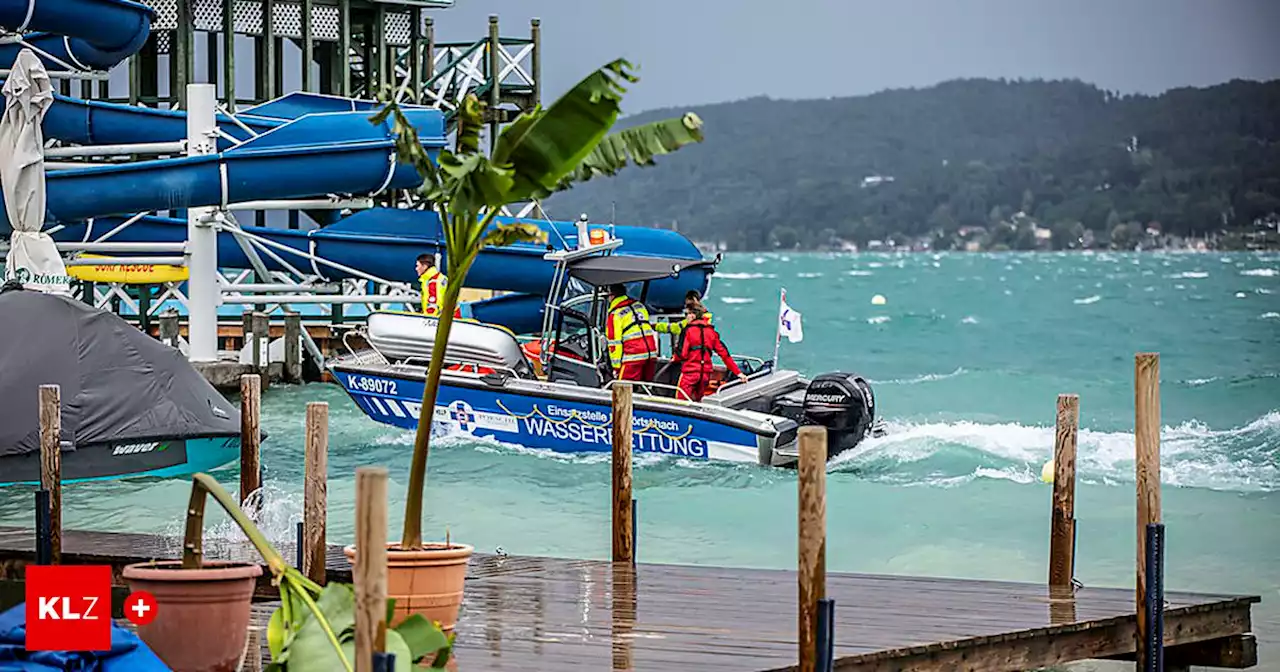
(328, 239, 885, 466)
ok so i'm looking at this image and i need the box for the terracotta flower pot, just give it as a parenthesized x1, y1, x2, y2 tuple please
(122, 559, 262, 672)
(344, 542, 473, 630)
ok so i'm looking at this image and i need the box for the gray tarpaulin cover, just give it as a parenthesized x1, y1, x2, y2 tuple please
(0, 284, 240, 457)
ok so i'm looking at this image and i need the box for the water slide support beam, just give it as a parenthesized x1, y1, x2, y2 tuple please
(44, 141, 186, 158)
(65, 256, 186, 266)
(187, 84, 220, 362)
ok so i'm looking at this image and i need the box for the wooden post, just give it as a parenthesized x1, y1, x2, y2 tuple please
(39, 385, 62, 565)
(251, 311, 270, 382)
(1049, 393, 1079, 587)
(304, 401, 329, 585)
(353, 466, 389, 670)
(798, 426, 827, 672)
(611, 383, 634, 563)
(1135, 353, 1162, 663)
(241, 309, 253, 356)
(239, 374, 262, 505)
(158, 310, 180, 348)
(283, 312, 302, 384)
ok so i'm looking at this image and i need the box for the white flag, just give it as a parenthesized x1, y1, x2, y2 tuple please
(779, 294, 803, 343)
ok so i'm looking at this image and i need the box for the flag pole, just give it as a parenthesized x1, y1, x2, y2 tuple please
(773, 287, 785, 371)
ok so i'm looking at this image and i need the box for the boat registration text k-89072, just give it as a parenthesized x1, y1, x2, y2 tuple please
(347, 375, 399, 396)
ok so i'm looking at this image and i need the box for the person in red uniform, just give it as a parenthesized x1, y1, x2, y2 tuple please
(675, 298, 749, 402)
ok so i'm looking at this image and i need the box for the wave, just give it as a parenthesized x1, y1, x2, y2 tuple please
(1168, 271, 1209, 279)
(1176, 372, 1279, 388)
(1241, 268, 1277, 277)
(873, 368, 968, 385)
(718, 272, 776, 280)
(866, 315, 891, 324)
(720, 296, 755, 304)
(1263, 312, 1280, 320)
(828, 411, 1280, 493)
(847, 270, 875, 276)
(797, 272, 824, 278)
(1073, 295, 1101, 304)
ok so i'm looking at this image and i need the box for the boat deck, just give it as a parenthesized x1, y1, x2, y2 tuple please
(0, 526, 1261, 671)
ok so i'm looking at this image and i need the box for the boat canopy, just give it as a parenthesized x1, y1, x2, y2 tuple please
(0, 282, 240, 457)
(565, 255, 715, 287)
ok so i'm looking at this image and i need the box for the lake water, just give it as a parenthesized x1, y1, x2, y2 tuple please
(1, 250, 1276, 667)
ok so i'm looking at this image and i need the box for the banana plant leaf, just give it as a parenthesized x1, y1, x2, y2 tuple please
(266, 585, 453, 671)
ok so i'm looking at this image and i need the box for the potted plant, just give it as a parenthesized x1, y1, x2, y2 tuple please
(346, 58, 706, 630)
(124, 474, 452, 672)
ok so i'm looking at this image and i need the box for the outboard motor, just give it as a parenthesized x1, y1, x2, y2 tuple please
(801, 373, 876, 459)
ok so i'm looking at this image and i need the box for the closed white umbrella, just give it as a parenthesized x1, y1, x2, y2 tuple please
(1, 48, 71, 296)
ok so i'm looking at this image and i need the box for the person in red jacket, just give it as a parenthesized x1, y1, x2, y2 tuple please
(675, 299, 749, 402)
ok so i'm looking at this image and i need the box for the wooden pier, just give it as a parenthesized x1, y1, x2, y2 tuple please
(0, 526, 1260, 671)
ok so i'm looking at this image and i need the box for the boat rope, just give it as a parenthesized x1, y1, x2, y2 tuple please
(494, 399, 694, 441)
(61, 36, 89, 71)
(370, 151, 397, 196)
(18, 0, 35, 33)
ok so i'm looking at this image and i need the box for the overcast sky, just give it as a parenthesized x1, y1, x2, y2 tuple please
(122, 0, 1280, 114)
(433, 0, 1280, 113)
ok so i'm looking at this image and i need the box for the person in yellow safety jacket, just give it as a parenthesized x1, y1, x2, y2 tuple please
(415, 253, 461, 319)
(605, 283, 659, 381)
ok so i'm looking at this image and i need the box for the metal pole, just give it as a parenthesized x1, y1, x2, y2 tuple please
(296, 520, 305, 569)
(58, 242, 186, 252)
(1143, 523, 1166, 672)
(815, 598, 835, 672)
(64, 256, 187, 267)
(220, 295, 417, 305)
(772, 288, 784, 369)
(44, 141, 186, 157)
(34, 490, 52, 565)
(187, 83, 220, 362)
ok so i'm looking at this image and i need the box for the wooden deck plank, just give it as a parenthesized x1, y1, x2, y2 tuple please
(0, 527, 1261, 671)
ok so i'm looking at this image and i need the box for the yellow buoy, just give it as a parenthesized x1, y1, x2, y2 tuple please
(871, 294, 887, 305)
(1041, 459, 1055, 484)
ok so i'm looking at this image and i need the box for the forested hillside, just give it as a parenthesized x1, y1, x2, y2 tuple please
(543, 78, 1280, 251)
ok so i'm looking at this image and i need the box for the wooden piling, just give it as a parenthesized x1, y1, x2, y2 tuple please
(158, 310, 180, 348)
(353, 466, 389, 669)
(798, 426, 827, 672)
(304, 401, 329, 585)
(283, 312, 302, 384)
(611, 383, 634, 563)
(250, 311, 270, 381)
(1135, 352, 1162, 662)
(239, 374, 262, 505)
(1049, 393, 1079, 588)
(241, 310, 253, 355)
(38, 385, 62, 565)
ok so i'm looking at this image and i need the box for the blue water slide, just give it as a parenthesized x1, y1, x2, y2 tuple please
(36, 91, 440, 150)
(0, 107, 446, 230)
(47, 207, 714, 331)
(0, 0, 152, 71)
(41, 94, 284, 148)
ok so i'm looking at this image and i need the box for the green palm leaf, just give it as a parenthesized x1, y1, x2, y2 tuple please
(492, 58, 637, 201)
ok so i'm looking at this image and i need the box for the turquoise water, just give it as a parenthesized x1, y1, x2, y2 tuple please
(1, 251, 1277, 666)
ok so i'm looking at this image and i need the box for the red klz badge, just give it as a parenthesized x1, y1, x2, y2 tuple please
(24, 565, 112, 651)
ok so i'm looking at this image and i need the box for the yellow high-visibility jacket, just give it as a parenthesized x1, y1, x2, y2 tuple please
(605, 295, 658, 369)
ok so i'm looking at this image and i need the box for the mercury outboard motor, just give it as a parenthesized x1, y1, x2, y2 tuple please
(801, 372, 876, 459)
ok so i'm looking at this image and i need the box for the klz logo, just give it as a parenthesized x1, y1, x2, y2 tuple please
(25, 565, 111, 651)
